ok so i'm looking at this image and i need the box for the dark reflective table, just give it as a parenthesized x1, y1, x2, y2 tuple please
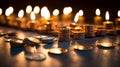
(0, 26, 120, 67)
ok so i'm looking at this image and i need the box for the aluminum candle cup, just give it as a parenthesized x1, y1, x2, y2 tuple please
(47, 47, 68, 54)
(41, 37, 57, 44)
(59, 27, 70, 42)
(33, 35, 48, 41)
(85, 25, 95, 37)
(23, 37, 40, 46)
(96, 41, 115, 48)
(10, 39, 24, 48)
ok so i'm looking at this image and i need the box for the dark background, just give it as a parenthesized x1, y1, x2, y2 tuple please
(0, 0, 120, 22)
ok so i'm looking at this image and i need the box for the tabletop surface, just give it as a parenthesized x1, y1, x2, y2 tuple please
(0, 26, 120, 67)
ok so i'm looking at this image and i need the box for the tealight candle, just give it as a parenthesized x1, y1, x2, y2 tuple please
(27, 11, 39, 30)
(78, 10, 85, 24)
(94, 8, 102, 25)
(52, 9, 59, 21)
(40, 6, 51, 31)
(5, 6, 16, 26)
(62, 7, 73, 26)
(51, 9, 60, 31)
(0, 8, 7, 25)
(115, 10, 120, 33)
(62, 7, 72, 21)
(33, 6, 40, 20)
(103, 11, 114, 29)
(16, 9, 26, 29)
(25, 5, 32, 21)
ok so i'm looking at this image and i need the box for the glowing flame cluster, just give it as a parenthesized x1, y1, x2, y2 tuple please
(63, 7, 72, 15)
(74, 10, 84, 22)
(41, 6, 50, 19)
(18, 10, 24, 18)
(53, 9, 59, 16)
(5, 6, 14, 16)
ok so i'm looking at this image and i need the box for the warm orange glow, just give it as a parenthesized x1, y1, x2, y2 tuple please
(18, 10, 24, 18)
(51, 48, 62, 54)
(26, 5, 32, 14)
(96, 8, 100, 16)
(74, 45, 84, 50)
(75, 27, 81, 30)
(30, 12, 36, 20)
(0, 8, 2, 15)
(53, 9, 59, 16)
(41, 6, 50, 19)
(118, 10, 120, 17)
(74, 12, 79, 22)
(78, 10, 84, 16)
(100, 42, 113, 47)
(105, 11, 109, 21)
(63, 7, 72, 15)
(33, 6, 40, 14)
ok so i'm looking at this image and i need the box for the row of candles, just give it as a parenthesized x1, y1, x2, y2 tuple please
(0, 5, 120, 41)
(0, 5, 120, 28)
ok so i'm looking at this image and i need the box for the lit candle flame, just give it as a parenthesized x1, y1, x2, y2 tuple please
(30, 11, 35, 20)
(5, 7, 12, 16)
(41, 6, 50, 19)
(74, 12, 79, 23)
(0, 8, 2, 15)
(26, 5, 32, 14)
(96, 8, 100, 16)
(18, 10, 24, 18)
(78, 10, 84, 16)
(63, 7, 72, 15)
(105, 11, 109, 21)
(33, 6, 40, 14)
(118, 10, 120, 17)
(53, 9, 59, 16)
(8, 6, 14, 14)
